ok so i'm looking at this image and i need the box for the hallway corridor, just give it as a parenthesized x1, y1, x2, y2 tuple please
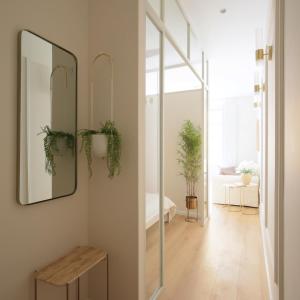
(147, 205, 269, 300)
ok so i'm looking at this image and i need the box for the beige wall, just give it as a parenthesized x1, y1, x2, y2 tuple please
(284, 0, 300, 298)
(0, 1, 89, 299)
(1, 1, 145, 299)
(164, 90, 203, 213)
(88, 0, 144, 299)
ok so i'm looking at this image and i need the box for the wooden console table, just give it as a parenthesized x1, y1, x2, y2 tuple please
(35, 246, 108, 300)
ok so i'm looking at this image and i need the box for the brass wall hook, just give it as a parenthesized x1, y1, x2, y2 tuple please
(90, 52, 114, 126)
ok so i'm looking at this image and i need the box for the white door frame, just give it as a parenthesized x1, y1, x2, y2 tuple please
(274, 0, 284, 298)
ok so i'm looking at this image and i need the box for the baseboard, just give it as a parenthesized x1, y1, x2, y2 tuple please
(260, 212, 276, 300)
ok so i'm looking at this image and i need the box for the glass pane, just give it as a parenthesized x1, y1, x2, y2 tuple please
(164, 36, 203, 231)
(148, 0, 161, 17)
(190, 30, 203, 77)
(165, 38, 202, 93)
(145, 17, 162, 299)
(165, 0, 188, 56)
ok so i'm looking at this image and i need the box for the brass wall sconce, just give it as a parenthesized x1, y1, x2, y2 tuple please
(254, 84, 265, 107)
(256, 46, 273, 62)
(254, 83, 265, 94)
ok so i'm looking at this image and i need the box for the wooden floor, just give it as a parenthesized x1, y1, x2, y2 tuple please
(146, 205, 269, 300)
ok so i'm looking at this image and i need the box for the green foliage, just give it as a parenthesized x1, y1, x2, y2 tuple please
(77, 129, 98, 177)
(78, 121, 121, 178)
(177, 120, 202, 196)
(100, 121, 121, 178)
(39, 125, 75, 176)
(239, 168, 254, 175)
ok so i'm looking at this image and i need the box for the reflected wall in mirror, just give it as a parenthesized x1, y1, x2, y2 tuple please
(18, 30, 77, 205)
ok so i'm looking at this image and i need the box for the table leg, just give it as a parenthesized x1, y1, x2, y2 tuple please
(77, 277, 80, 300)
(224, 185, 227, 207)
(106, 255, 109, 300)
(228, 187, 242, 212)
(197, 200, 199, 222)
(242, 189, 259, 215)
(66, 283, 70, 300)
(240, 188, 243, 211)
(35, 279, 38, 300)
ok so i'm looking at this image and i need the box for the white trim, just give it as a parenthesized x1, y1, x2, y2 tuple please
(274, 0, 284, 297)
(260, 213, 276, 300)
(159, 22, 165, 289)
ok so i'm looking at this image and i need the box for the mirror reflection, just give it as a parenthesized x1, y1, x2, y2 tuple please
(18, 31, 77, 205)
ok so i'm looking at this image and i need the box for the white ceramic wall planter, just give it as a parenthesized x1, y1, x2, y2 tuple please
(92, 134, 107, 158)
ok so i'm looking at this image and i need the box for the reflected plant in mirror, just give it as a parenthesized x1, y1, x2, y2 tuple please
(18, 30, 77, 205)
(39, 125, 75, 176)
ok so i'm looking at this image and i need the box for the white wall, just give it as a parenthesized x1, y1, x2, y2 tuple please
(284, 0, 300, 298)
(164, 90, 203, 213)
(0, 1, 90, 299)
(209, 96, 257, 175)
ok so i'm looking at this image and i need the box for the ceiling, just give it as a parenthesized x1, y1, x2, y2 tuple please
(179, 0, 269, 99)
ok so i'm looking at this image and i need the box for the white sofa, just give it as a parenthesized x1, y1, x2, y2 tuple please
(210, 174, 259, 207)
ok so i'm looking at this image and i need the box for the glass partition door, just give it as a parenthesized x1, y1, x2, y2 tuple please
(145, 17, 163, 299)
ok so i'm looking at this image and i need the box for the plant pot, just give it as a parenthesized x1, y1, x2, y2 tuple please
(92, 134, 107, 158)
(186, 196, 198, 209)
(241, 173, 252, 185)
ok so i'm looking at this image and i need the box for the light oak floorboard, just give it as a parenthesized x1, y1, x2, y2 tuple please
(146, 205, 269, 300)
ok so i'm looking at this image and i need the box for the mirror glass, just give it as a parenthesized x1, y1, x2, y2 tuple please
(18, 31, 77, 205)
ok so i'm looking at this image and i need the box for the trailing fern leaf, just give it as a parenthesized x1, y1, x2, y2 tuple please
(39, 125, 75, 176)
(100, 121, 121, 178)
(77, 129, 98, 177)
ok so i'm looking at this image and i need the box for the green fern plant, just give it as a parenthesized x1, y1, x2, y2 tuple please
(39, 125, 75, 176)
(100, 120, 121, 178)
(77, 129, 99, 177)
(177, 120, 202, 196)
(78, 121, 121, 178)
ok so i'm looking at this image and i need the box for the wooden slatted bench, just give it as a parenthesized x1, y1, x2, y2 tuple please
(35, 246, 108, 300)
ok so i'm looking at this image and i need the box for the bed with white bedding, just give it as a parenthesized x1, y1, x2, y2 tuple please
(145, 193, 176, 229)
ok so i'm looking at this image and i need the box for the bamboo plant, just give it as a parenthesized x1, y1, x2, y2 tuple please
(177, 120, 202, 197)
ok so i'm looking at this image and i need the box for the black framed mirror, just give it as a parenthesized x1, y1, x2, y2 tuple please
(18, 30, 77, 205)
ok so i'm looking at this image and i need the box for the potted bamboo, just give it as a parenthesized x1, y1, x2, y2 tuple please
(177, 120, 202, 212)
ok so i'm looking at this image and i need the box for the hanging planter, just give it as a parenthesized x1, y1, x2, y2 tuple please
(78, 121, 121, 178)
(92, 134, 107, 158)
(78, 52, 121, 178)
